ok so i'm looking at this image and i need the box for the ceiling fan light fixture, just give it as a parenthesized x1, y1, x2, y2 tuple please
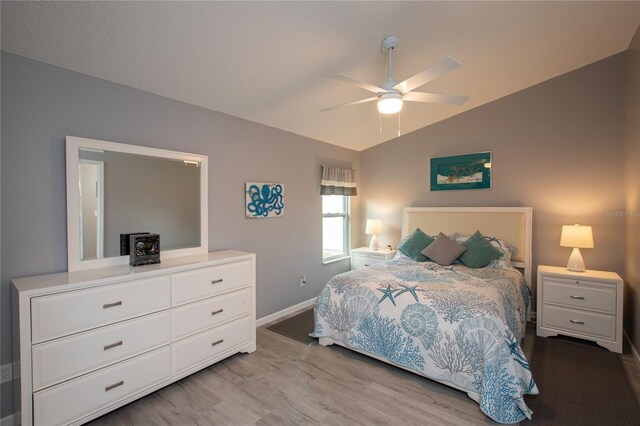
(321, 35, 466, 115)
(377, 93, 403, 114)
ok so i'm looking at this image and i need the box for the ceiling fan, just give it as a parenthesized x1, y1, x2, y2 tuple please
(321, 35, 468, 115)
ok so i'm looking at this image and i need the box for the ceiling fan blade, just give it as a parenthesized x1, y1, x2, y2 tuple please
(393, 57, 462, 94)
(403, 91, 469, 105)
(332, 74, 385, 94)
(320, 96, 378, 112)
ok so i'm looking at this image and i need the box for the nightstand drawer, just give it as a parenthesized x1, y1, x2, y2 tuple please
(543, 280, 616, 313)
(542, 305, 615, 340)
(351, 248, 397, 271)
(353, 251, 388, 259)
(352, 256, 385, 269)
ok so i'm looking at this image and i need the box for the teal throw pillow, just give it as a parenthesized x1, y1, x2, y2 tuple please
(459, 230, 503, 268)
(398, 228, 434, 262)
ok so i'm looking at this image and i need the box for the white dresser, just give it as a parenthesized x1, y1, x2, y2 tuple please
(351, 247, 397, 270)
(12, 250, 256, 425)
(536, 265, 623, 353)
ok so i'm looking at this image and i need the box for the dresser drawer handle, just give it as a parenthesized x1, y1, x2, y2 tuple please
(105, 380, 124, 392)
(211, 309, 224, 316)
(103, 341, 123, 351)
(211, 339, 224, 347)
(103, 301, 122, 309)
(211, 278, 224, 284)
(570, 319, 584, 324)
(364, 264, 370, 267)
(570, 295, 585, 300)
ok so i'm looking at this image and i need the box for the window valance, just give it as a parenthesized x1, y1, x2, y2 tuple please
(320, 165, 357, 196)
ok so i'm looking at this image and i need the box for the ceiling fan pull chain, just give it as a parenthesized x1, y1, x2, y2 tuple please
(379, 112, 382, 134)
(397, 111, 401, 137)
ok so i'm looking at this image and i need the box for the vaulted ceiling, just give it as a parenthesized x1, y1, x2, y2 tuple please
(2, 1, 639, 151)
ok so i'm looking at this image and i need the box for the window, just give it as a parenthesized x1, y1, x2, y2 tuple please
(322, 195, 350, 262)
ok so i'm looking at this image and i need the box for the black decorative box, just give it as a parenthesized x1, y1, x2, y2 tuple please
(129, 233, 160, 266)
(120, 232, 150, 255)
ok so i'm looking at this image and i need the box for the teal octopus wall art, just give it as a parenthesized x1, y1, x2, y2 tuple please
(245, 182, 285, 219)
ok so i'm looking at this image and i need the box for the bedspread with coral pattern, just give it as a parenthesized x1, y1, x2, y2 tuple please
(310, 257, 538, 424)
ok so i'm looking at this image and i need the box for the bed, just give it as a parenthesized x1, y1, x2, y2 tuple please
(311, 207, 538, 424)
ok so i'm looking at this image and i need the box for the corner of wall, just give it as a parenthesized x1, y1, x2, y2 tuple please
(624, 24, 640, 355)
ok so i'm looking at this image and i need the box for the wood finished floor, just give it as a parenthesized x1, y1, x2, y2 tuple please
(90, 309, 639, 426)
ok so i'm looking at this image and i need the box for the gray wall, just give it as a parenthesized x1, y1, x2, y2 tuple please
(0, 52, 360, 417)
(359, 53, 627, 302)
(625, 25, 640, 354)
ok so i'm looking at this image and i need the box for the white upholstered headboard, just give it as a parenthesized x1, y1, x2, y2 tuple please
(401, 207, 533, 289)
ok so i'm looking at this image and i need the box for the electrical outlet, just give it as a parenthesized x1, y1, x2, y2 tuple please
(299, 275, 307, 287)
(0, 363, 12, 384)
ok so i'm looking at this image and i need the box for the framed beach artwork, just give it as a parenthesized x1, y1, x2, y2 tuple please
(430, 152, 492, 191)
(245, 182, 285, 219)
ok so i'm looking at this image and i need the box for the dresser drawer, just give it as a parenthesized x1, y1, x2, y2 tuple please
(543, 279, 616, 313)
(542, 304, 615, 340)
(172, 315, 253, 374)
(32, 311, 171, 391)
(171, 260, 252, 306)
(172, 287, 252, 340)
(31, 276, 171, 343)
(33, 346, 171, 426)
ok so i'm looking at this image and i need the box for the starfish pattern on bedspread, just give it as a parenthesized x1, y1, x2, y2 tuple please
(377, 284, 397, 306)
(394, 284, 420, 302)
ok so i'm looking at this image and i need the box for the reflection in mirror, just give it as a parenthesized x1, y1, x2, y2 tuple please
(78, 149, 201, 261)
(79, 160, 104, 259)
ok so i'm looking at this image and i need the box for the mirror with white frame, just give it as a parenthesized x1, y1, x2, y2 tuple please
(66, 136, 208, 271)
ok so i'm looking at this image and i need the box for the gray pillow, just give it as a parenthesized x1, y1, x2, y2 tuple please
(421, 232, 468, 266)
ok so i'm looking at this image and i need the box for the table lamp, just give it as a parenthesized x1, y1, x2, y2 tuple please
(366, 219, 382, 250)
(560, 224, 594, 272)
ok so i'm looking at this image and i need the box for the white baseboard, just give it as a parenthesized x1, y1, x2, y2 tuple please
(624, 330, 640, 363)
(256, 297, 316, 327)
(1, 412, 17, 426)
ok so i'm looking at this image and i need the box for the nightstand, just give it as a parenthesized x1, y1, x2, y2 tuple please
(537, 265, 623, 353)
(351, 247, 397, 270)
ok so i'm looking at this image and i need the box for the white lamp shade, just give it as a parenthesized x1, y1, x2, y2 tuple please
(560, 224, 594, 248)
(377, 93, 403, 114)
(365, 219, 382, 235)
